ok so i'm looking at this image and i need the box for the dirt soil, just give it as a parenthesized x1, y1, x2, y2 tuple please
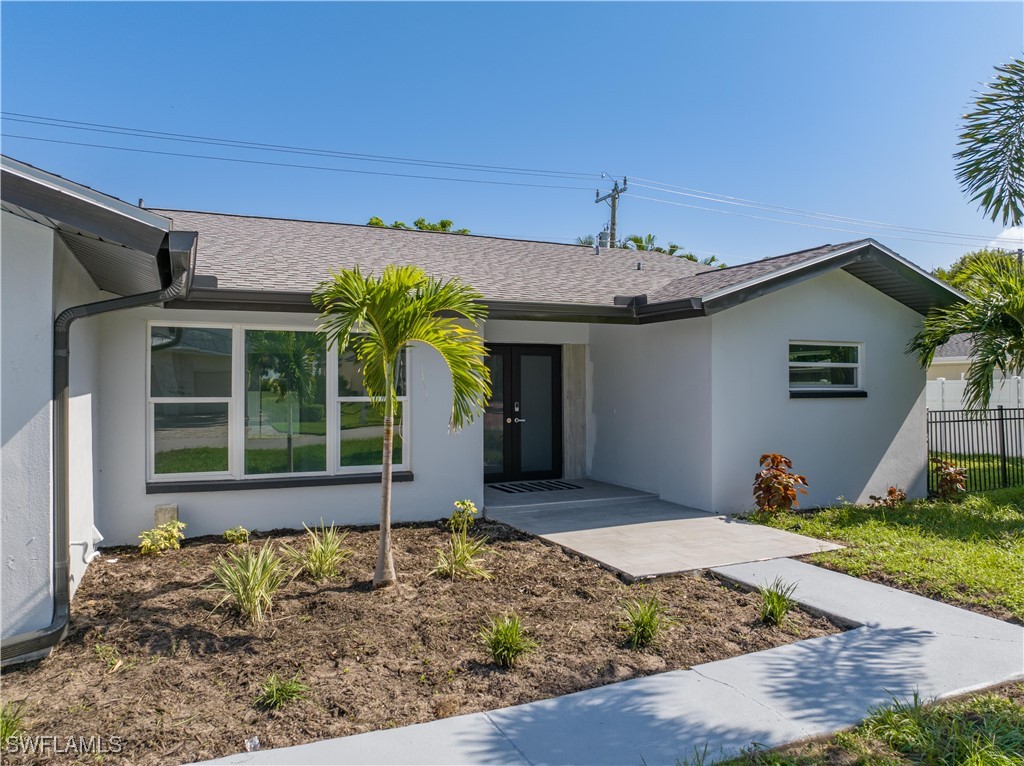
(1, 521, 842, 764)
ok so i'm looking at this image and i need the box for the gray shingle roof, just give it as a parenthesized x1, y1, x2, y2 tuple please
(935, 333, 973, 359)
(645, 242, 863, 303)
(154, 210, 957, 316)
(155, 210, 715, 306)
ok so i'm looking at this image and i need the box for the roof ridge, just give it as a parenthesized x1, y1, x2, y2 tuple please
(151, 208, 708, 269)
(152, 207, 593, 252)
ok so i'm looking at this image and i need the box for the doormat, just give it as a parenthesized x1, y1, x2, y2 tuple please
(487, 480, 584, 494)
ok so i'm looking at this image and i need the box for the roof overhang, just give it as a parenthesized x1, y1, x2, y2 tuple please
(699, 240, 965, 316)
(1, 156, 197, 296)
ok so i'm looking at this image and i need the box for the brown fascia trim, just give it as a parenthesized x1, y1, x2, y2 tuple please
(169, 288, 708, 324)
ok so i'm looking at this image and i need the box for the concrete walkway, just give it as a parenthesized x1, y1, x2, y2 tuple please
(488, 493, 840, 580)
(201, 560, 1023, 765)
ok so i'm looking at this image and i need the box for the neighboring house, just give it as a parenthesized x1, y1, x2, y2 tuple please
(1, 155, 962, 664)
(926, 333, 1023, 409)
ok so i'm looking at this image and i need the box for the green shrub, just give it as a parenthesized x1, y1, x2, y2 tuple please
(299, 404, 326, 422)
(479, 613, 536, 668)
(758, 577, 798, 627)
(447, 499, 479, 533)
(210, 543, 290, 624)
(430, 529, 492, 581)
(138, 520, 187, 554)
(620, 593, 674, 650)
(281, 522, 352, 582)
(1, 701, 24, 743)
(254, 673, 309, 709)
(223, 525, 250, 545)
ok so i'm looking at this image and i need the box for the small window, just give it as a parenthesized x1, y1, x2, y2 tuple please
(789, 342, 861, 390)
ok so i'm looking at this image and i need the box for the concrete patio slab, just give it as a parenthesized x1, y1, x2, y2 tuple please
(199, 560, 1024, 766)
(488, 497, 841, 580)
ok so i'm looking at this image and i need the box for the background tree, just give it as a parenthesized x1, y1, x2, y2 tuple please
(367, 216, 470, 234)
(932, 248, 1019, 289)
(580, 231, 727, 266)
(313, 265, 490, 588)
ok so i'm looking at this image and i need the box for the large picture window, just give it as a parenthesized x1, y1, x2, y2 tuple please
(789, 342, 861, 390)
(148, 323, 410, 482)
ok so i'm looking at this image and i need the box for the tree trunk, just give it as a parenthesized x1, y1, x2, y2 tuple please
(373, 370, 397, 589)
(286, 395, 295, 473)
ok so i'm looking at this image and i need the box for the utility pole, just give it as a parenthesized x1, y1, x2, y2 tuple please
(596, 177, 627, 249)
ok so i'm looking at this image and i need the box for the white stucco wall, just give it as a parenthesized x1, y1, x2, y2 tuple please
(709, 269, 927, 513)
(94, 307, 483, 544)
(588, 319, 714, 511)
(2, 213, 105, 642)
(52, 236, 103, 595)
(2, 212, 56, 637)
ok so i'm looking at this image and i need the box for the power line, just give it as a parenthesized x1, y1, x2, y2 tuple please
(629, 193, 998, 249)
(630, 177, 999, 245)
(1, 134, 597, 192)
(1, 112, 602, 181)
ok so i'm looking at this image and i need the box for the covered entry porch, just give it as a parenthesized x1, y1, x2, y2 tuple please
(484, 479, 840, 581)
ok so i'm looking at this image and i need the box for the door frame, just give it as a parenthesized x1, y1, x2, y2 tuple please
(484, 344, 563, 483)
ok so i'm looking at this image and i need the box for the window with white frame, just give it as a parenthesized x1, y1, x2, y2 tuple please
(788, 342, 861, 390)
(337, 345, 407, 470)
(150, 326, 234, 477)
(148, 323, 409, 482)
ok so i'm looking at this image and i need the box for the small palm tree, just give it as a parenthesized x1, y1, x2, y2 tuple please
(954, 57, 1024, 228)
(909, 255, 1024, 410)
(313, 265, 490, 588)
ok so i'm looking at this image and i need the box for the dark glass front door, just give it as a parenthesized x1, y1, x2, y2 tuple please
(484, 345, 562, 482)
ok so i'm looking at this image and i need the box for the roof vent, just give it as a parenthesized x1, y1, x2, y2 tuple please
(636, 262, 642, 271)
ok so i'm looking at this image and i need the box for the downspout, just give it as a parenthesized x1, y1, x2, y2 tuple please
(1, 231, 195, 663)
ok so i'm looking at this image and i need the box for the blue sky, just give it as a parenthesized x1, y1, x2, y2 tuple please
(2, 2, 1021, 270)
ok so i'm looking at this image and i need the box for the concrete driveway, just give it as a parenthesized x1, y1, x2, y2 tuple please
(485, 482, 840, 580)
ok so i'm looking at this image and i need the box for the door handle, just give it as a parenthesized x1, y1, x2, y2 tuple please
(514, 417, 527, 423)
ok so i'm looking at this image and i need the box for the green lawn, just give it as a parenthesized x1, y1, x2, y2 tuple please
(930, 451, 1024, 492)
(716, 684, 1024, 765)
(755, 487, 1024, 622)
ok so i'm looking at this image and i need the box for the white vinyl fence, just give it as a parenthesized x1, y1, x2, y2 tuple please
(926, 376, 1023, 411)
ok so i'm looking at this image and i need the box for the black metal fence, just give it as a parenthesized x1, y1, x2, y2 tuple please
(926, 406, 1024, 493)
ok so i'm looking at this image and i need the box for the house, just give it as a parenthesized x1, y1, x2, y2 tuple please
(926, 333, 1023, 409)
(1, 156, 962, 664)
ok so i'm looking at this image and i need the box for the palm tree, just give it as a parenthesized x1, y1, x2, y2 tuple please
(312, 265, 491, 588)
(954, 57, 1024, 229)
(909, 255, 1024, 410)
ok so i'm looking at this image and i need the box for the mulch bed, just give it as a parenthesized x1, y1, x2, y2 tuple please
(1, 521, 842, 764)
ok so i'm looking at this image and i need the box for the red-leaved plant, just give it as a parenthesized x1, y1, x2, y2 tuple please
(753, 454, 809, 515)
(931, 458, 967, 501)
(869, 486, 907, 509)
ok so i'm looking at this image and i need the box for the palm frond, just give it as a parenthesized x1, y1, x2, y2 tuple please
(313, 264, 491, 430)
(909, 253, 1024, 410)
(954, 58, 1024, 227)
